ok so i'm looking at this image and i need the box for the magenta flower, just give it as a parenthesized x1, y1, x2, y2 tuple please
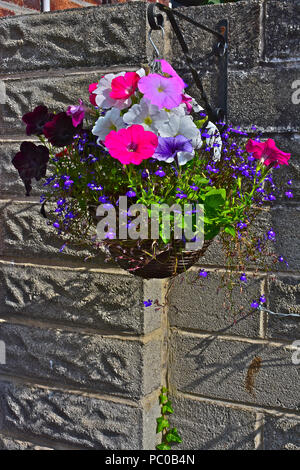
(66, 99, 85, 127)
(110, 72, 140, 100)
(105, 124, 158, 165)
(245, 139, 291, 167)
(181, 94, 193, 113)
(43, 112, 77, 147)
(22, 105, 54, 136)
(89, 82, 98, 106)
(138, 74, 183, 109)
(156, 59, 187, 89)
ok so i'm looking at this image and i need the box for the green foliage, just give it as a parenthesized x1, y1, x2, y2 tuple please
(156, 387, 182, 450)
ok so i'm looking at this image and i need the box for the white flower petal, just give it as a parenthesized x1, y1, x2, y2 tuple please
(177, 150, 195, 166)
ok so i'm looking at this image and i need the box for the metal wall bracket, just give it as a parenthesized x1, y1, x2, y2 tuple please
(147, 4, 228, 123)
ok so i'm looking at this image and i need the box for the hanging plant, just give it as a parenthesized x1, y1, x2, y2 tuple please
(11, 59, 291, 280)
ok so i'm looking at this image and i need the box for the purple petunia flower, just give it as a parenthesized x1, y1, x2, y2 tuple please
(66, 99, 85, 127)
(240, 273, 247, 283)
(259, 295, 266, 304)
(190, 185, 199, 191)
(144, 299, 153, 307)
(285, 191, 293, 198)
(153, 135, 193, 165)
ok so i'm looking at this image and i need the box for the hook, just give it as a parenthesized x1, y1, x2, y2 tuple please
(148, 25, 165, 59)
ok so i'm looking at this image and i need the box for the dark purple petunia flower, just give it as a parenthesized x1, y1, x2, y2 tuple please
(43, 112, 78, 147)
(22, 105, 54, 136)
(153, 135, 193, 166)
(12, 142, 50, 196)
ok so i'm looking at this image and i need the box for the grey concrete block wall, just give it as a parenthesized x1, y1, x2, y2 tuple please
(0, 2, 166, 450)
(0, 0, 299, 450)
(167, 0, 300, 451)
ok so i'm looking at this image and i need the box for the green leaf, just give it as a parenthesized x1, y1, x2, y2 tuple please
(162, 400, 174, 414)
(204, 188, 226, 208)
(194, 117, 208, 129)
(156, 417, 169, 433)
(159, 393, 168, 405)
(156, 443, 171, 450)
(224, 225, 236, 237)
(166, 428, 182, 443)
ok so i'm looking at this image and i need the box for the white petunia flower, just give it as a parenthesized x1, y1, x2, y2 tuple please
(177, 150, 195, 166)
(123, 98, 168, 132)
(157, 114, 202, 149)
(204, 121, 222, 161)
(92, 109, 126, 144)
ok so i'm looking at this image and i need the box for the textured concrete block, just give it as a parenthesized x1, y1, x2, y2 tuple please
(265, 0, 300, 63)
(0, 380, 144, 449)
(0, 71, 104, 136)
(0, 141, 43, 197)
(228, 67, 300, 132)
(0, 3, 149, 74)
(171, 1, 262, 71)
(0, 262, 150, 333)
(0, 435, 52, 450)
(267, 276, 300, 341)
(270, 206, 300, 272)
(0, 200, 112, 267)
(170, 332, 300, 410)
(168, 270, 263, 338)
(264, 415, 300, 450)
(168, 396, 256, 450)
(0, 322, 161, 399)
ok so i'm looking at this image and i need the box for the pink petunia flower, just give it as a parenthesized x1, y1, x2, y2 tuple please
(89, 83, 98, 106)
(181, 94, 193, 113)
(138, 74, 183, 109)
(104, 124, 158, 165)
(246, 138, 291, 167)
(66, 99, 85, 127)
(110, 72, 140, 100)
(156, 59, 187, 89)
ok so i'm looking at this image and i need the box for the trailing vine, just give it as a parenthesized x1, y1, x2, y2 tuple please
(156, 387, 182, 450)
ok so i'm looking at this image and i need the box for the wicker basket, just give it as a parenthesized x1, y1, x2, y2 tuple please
(89, 204, 211, 279)
(103, 239, 212, 279)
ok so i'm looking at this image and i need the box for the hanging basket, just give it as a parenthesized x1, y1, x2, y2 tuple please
(88, 204, 211, 278)
(104, 239, 212, 279)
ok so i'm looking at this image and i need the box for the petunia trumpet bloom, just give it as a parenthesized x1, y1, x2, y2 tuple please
(43, 112, 78, 147)
(138, 74, 183, 110)
(22, 105, 54, 136)
(104, 124, 158, 165)
(153, 135, 194, 166)
(110, 72, 140, 100)
(12, 141, 49, 196)
(66, 99, 85, 127)
(246, 139, 291, 167)
(89, 83, 98, 106)
(156, 59, 187, 90)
